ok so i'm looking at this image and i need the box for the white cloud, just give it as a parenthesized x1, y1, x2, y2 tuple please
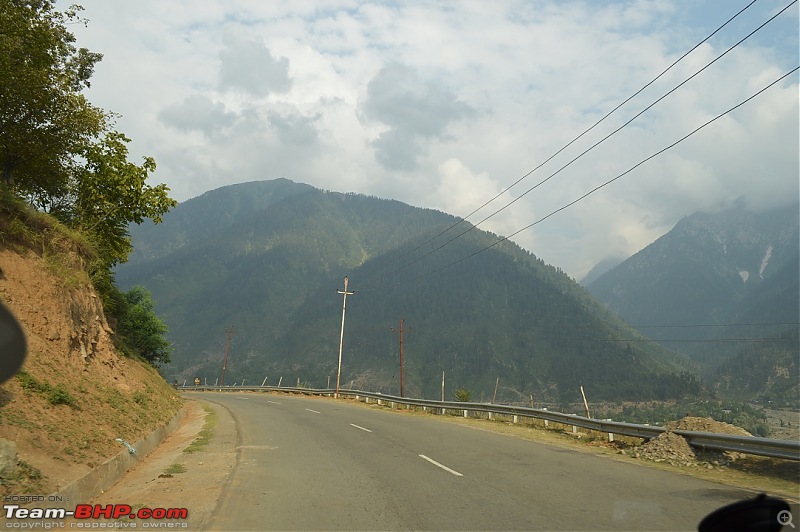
(218, 31, 292, 96)
(159, 94, 237, 136)
(59, 0, 798, 278)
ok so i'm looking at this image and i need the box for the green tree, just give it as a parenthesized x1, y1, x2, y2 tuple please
(1, 0, 177, 299)
(70, 131, 177, 269)
(117, 286, 172, 367)
(0, 0, 106, 199)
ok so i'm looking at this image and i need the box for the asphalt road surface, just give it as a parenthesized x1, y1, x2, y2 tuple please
(191, 392, 760, 531)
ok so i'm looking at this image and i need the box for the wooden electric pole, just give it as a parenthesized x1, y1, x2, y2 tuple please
(391, 319, 410, 398)
(335, 276, 354, 398)
(220, 325, 235, 387)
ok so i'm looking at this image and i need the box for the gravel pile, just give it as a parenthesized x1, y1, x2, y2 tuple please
(665, 416, 752, 436)
(621, 416, 751, 468)
(624, 431, 699, 467)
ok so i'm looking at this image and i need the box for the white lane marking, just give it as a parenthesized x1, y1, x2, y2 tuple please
(350, 423, 372, 433)
(305, 408, 321, 414)
(267, 400, 282, 404)
(419, 454, 463, 477)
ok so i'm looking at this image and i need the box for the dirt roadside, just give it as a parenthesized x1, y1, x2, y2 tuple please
(62, 398, 237, 529)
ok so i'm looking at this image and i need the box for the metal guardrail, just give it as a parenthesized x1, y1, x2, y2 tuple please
(181, 384, 800, 461)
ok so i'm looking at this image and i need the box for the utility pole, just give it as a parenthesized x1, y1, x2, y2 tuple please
(335, 276, 354, 398)
(220, 325, 235, 387)
(580, 385, 591, 418)
(391, 319, 410, 398)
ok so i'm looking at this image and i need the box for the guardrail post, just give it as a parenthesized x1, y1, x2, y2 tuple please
(513, 415, 518, 424)
(608, 432, 615, 442)
(572, 425, 578, 434)
(390, 402, 394, 409)
(441, 408, 445, 415)
(544, 420, 549, 428)
(488, 412, 493, 420)
(463, 409, 468, 418)
(378, 399, 382, 406)
(423, 406, 427, 412)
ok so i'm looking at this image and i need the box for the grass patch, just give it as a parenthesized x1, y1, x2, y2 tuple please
(105, 388, 126, 410)
(132, 391, 148, 405)
(183, 404, 217, 454)
(163, 463, 186, 475)
(48, 385, 78, 407)
(0, 460, 46, 496)
(0, 189, 96, 262)
(44, 251, 88, 288)
(15, 371, 79, 409)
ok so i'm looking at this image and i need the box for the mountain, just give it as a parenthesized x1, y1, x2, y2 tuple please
(586, 203, 800, 374)
(116, 179, 700, 403)
(580, 256, 624, 286)
(711, 328, 799, 407)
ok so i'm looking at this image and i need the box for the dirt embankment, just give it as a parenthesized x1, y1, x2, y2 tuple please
(0, 245, 182, 495)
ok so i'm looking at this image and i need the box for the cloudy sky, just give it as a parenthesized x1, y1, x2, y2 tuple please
(60, 0, 798, 279)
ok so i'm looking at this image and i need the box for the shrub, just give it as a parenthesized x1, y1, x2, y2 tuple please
(453, 388, 472, 402)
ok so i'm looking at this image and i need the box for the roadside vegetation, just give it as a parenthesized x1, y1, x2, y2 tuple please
(183, 404, 217, 454)
(0, 0, 176, 368)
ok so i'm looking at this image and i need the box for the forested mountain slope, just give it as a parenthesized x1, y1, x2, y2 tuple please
(586, 204, 799, 406)
(117, 179, 700, 402)
(586, 204, 799, 367)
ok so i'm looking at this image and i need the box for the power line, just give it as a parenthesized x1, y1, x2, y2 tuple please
(535, 337, 798, 343)
(631, 322, 800, 329)
(396, 65, 799, 286)
(380, 0, 761, 271)
(382, 0, 797, 281)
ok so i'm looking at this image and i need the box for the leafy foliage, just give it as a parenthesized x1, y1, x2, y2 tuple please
(69, 131, 176, 269)
(0, 0, 105, 195)
(0, 1, 177, 370)
(115, 286, 172, 367)
(453, 388, 472, 402)
(0, 1, 176, 264)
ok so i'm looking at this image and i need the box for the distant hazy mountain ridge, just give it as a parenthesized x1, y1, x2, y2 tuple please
(586, 203, 799, 404)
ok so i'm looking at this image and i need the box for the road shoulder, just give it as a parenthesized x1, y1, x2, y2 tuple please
(74, 397, 238, 529)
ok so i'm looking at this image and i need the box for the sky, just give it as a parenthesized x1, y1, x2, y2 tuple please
(59, 0, 799, 279)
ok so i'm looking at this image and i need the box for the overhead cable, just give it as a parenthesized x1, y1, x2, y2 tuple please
(386, 0, 761, 268)
(398, 65, 799, 285)
(386, 0, 798, 280)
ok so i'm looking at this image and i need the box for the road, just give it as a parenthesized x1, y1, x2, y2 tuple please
(183, 392, 766, 531)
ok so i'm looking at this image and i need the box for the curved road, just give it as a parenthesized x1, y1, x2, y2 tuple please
(190, 392, 757, 531)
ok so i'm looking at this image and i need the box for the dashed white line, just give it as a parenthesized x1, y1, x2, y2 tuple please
(305, 408, 321, 414)
(267, 400, 282, 404)
(350, 423, 372, 433)
(419, 454, 463, 477)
